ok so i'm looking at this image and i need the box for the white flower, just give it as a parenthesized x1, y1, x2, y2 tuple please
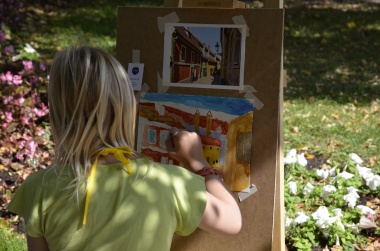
(331, 209, 345, 230)
(333, 208, 343, 218)
(359, 216, 378, 229)
(297, 153, 308, 167)
(338, 171, 355, 180)
(347, 186, 359, 194)
(285, 217, 293, 230)
(24, 43, 36, 54)
(288, 181, 298, 195)
(311, 206, 335, 229)
(343, 186, 360, 208)
(365, 175, 380, 191)
(284, 149, 297, 164)
(356, 165, 374, 180)
(321, 185, 337, 199)
(356, 205, 376, 215)
(335, 219, 345, 231)
(302, 182, 314, 195)
(329, 167, 336, 177)
(349, 153, 363, 165)
(347, 223, 360, 234)
(294, 212, 309, 225)
(317, 169, 330, 180)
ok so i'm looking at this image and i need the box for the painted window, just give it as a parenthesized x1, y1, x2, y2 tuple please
(148, 129, 157, 145)
(237, 131, 252, 164)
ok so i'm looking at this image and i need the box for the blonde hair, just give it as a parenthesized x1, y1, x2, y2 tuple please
(48, 46, 142, 193)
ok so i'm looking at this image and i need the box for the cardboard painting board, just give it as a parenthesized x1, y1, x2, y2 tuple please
(116, 7, 284, 251)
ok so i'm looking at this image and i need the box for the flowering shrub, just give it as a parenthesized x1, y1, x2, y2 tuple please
(285, 149, 380, 250)
(0, 26, 53, 214)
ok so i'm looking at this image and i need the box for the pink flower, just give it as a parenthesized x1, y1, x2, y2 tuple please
(16, 152, 24, 161)
(22, 60, 34, 71)
(34, 103, 48, 117)
(21, 116, 29, 125)
(15, 97, 25, 105)
(2, 123, 8, 129)
(34, 108, 46, 117)
(13, 75, 23, 85)
(3, 45, 14, 54)
(39, 63, 47, 71)
(0, 30, 5, 42)
(18, 140, 26, 149)
(30, 76, 39, 85)
(35, 126, 45, 136)
(2, 95, 14, 104)
(5, 112, 13, 123)
(1, 71, 13, 83)
(25, 140, 37, 158)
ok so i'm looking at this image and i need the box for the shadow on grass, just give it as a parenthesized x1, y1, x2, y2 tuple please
(8, 1, 379, 105)
(284, 4, 380, 104)
(22, 0, 163, 57)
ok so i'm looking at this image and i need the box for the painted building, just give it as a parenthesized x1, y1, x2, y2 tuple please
(138, 101, 253, 191)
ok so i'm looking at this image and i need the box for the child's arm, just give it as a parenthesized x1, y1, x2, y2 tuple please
(27, 235, 50, 251)
(166, 129, 242, 235)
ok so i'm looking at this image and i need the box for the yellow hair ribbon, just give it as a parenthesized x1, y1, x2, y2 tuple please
(83, 146, 134, 225)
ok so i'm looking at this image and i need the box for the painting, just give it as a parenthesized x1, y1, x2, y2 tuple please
(162, 23, 247, 90)
(137, 92, 254, 192)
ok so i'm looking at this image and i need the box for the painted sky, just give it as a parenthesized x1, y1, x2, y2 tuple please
(140, 93, 253, 116)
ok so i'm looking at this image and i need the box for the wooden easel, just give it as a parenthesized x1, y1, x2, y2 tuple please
(162, 1, 285, 250)
(116, 1, 284, 250)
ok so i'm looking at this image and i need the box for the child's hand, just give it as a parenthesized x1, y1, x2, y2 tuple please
(165, 128, 209, 173)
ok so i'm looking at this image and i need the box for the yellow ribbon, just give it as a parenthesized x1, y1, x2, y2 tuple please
(83, 146, 133, 225)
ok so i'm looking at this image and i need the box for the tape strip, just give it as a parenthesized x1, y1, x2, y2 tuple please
(240, 85, 264, 110)
(132, 50, 140, 63)
(157, 71, 169, 93)
(141, 83, 150, 93)
(245, 92, 264, 110)
(238, 184, 258, 202)
(240, 85, 257, 94)
(232, 15, 249, 36)
(157, 12, 180, 33)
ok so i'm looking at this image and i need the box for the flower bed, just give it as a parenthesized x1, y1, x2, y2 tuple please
(285, 149, 380, 250)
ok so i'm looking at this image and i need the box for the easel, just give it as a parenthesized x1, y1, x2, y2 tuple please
(116, 1, 284, 250)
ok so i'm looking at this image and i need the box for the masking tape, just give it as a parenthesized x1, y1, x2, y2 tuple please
(240, 85, 257, 94)
(157, 71, 169, 93)
(238, 184, 258, 202)
(240, 85, 263, 110)
(157, 12, 180, 33)
(132, 50, 140, 63)
(245, 92, 264, 110)
(232, 15, 249, 36)
(141, 83, 150, 93)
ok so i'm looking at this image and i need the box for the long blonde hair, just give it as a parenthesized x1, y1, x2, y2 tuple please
(48, 46, 141, 192)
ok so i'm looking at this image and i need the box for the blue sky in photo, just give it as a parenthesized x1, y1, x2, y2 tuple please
(188, 26, 221, 52)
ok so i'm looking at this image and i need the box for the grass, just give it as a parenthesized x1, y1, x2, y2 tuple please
(2, 0, 380, 249)
(0, 220, 26, 251)
(284, 99, 379, 168)
(284, 2, 380, 172)
(22, 0, 163, 59)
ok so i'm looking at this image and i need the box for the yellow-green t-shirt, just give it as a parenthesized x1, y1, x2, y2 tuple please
(7, 159, 207, 251)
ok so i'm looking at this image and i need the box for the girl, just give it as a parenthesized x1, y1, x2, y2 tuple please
(8, 46, 242, 251)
